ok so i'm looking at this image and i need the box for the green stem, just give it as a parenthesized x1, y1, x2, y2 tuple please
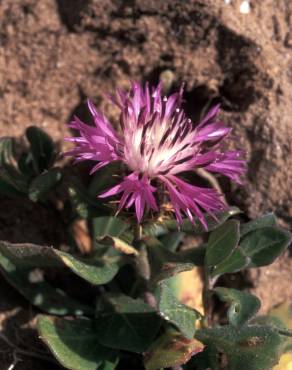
(132, 223, 156, 307)
(202, 267, 213, 326)
(278, 328, 292, 337)
(135, 244, 151, 281)
(134, 224, 142, 242)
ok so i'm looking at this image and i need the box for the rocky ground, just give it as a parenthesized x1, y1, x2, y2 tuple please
(0, 0, 291, 368)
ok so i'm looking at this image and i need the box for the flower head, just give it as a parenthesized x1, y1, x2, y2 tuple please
(65, 82, 246, 228)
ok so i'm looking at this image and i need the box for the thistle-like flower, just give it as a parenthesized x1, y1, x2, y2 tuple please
(65, 82, 246, 228)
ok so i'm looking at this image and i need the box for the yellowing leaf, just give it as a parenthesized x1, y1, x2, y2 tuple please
(144, 329, 204, 370)
(99, 236, 139, 256)
(71, 219, 92, 255)
(270, 303, 292, 330)
(270, 303, 292, 370)
(175, 267, 204, 316)
(273, 353, 292, 370)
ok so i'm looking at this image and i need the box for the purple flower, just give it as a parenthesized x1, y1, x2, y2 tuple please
(65, 82, 246, 228)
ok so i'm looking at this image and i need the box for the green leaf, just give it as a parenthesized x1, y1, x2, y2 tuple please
(213, 287, 261, 326)
(0, 164, 28, 194)
(0, 137, 14, 165)
(178, 244, 206, 266)
(179, 207, 241, 234)
(96, 295, 161, 353)
(160, 231, 184, 252)
(144, 329, 204, 370)
(0, 247, 92, 315)
(156, 280, 199, 339)
(26, 126, 56, 173)
(156, 262, 195, 283)
(28, 168, 62, 202)
(239, 227, 292, 267)
(205, 220, 240, 267)
(93, 216, 130, 238)
(196, 324, 283, 370)
(0, 241, 62, 267)
(93, 216, 133, 245)
(38, 316, 118, 370)
(211, 225, 291, 276)
(56, 250, 122, 285)
(0, 137, 28, 195)
(68, 179, 106, 219)
(184, 345, 218, 370)
(143, 207, 241, 237)
(17, 152, 35, 177)
(0, 178, 23, 196)
(0, 241, 122, 285)
(211, 248, 249, 277)
(240, 213, 277, 237)
(146, 240, 195, 283)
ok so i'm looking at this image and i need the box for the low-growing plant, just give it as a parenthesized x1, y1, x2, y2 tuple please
(0, 82, 291, 370)
(0, 126, 61, 202)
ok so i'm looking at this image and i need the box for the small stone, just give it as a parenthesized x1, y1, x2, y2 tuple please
(240, 0, 251, 14)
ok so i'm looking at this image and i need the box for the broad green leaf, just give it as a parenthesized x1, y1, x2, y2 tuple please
(240, 213, 277, 237)
(0, 248, 92, 315)
(196, 325, 283, 370)
(144, 329, 204, 370)
(211, 225, 291, 276)
(0, 241, 122, 285)
(28, 168, 62, 202)
(156, 262, 195, 283)
(146, 240, 195, 283)
(240, 227, 291, 267)
(0, 178, 23, 196)
(178, 244, 206, 266)
(211, 248, 249, 277)
(184, 345, 218, 370)
(156, 280, 200, 339)
(38, 316, 118, 370)
(178, 207, 240, 234)
(0, 137, 28, 194)
(205, 220, 240, 267)
(96, 295, 161, 353)
(17, 152, 35, 177)
(0, 164, 28, 193)
(0, 241, 62, 267)
(56, 250, 122, 285)
(26, 126, 55, 173)
(251, 315, 287, 330)
(213, 287, 261, 326)
(143, 207, 241, 237)
(93, 216, 131, 240)
(68, 179, 105, 219)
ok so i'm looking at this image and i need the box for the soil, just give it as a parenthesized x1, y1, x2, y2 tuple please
(0, 0, 291, 368)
